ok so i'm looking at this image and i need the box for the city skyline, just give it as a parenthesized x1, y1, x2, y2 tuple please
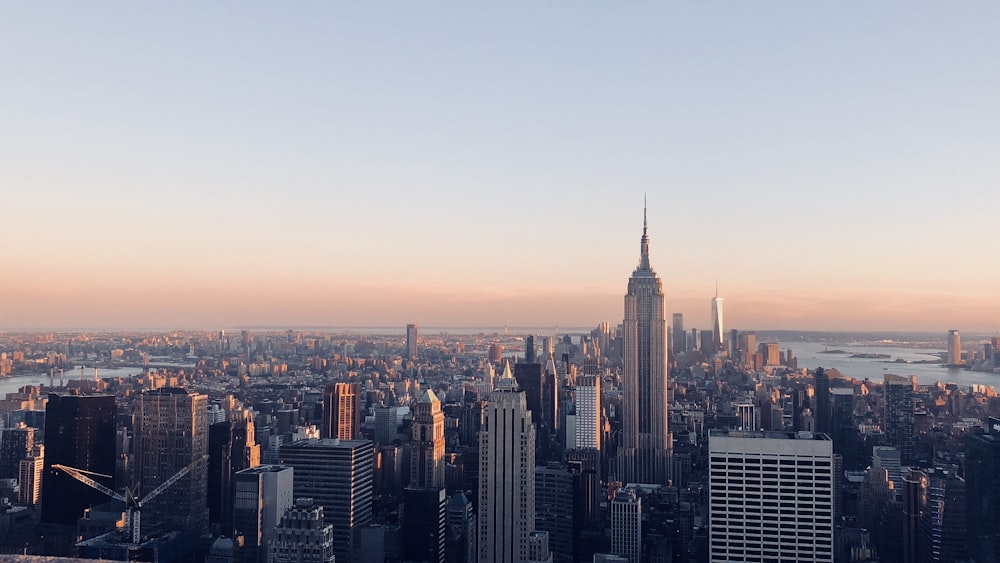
(3, 3, 998, 332)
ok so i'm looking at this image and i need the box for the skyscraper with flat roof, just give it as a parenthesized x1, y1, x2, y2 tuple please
(671, 314, 685, 355)
(136, 387, 209, 531)
(619, 205, 671, 485)
(948, 329, 962, 365)
(233, 465, 294, 563)
(280, 438, 373, 562)
(709, 430, 834, 562)
(884, 374, 915, 463)
(323, 382, 361, 440)
(407, 323, 419, 360)
(41, 393, 117, 525)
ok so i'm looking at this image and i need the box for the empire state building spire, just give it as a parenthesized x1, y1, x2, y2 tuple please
(619, 201, 672, 485)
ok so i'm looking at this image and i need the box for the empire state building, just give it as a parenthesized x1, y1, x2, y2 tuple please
(618, 206, 672, 485)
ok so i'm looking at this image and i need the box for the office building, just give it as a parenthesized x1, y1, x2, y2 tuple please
(883, 374, 915, 462)
(375, 406, 401, 445)
(322, 382, 361, 440)
(233, 465, 294, 563)
(280, 438, 373, 562)
(136, 387, 209, 531)
(41, 393, 117, 525)
(446, 492, 476, 563)
(619, 206, 671, 485)
(402, 486, 447, 563)
(966, 422, 1000, 562)
(269, 498, 336, 563)
(919, 468, 967, 562)
(407, 323, 419, 360)
(535, 463, 575, 563)
(709, 430, 834, 562)
(872, 446, 902, 494)
(671, 313, 685, 355)
(525, 335, 537, 364)
(611, 488, 642, 563)
(411, 389, 445, 489)
(478, 378, 537, 563)
(711, 289, 724, 353)
(572, 375, 602, 451)
(208, 420, 235, 527)
(947, 329, 962, 365)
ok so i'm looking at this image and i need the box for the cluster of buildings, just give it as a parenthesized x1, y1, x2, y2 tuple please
(0, 214, 998, 562)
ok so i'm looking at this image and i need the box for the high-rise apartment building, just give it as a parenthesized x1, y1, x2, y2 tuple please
(280, 438, 373, 562)
(947, 329, 962, 365)
(711, 290, 724, 353)
(709, 430, 834, 562)
(478, 379, 537, 563)
(322, 382, 361, 440)
(0, 424, 34, 479)
(136, 387, 209, 531)
(572, 375, 601, 451)
(884, 374, 915, 462)
(18, 444, 43, 509)
(611, 488, 642, 563)
(269, 498, 336, 563)
(407, 323, 419, 360)
(411, 389, 445, 489)
(671, 313, 685, 355)
(619, 206, 671, 485)
(233, 465, 294, 563)
(41, 393, 117, 525)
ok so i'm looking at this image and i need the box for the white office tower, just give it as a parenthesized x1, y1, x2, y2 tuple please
(611, 488, 642, 563)
(573, 375, 602, 451)
(478, 374, 537, 563)
(709, 431, 834, 562)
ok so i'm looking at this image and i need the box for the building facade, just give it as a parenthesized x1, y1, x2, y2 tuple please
(411, 389, 446, 488)
(619, 207, 671, 485)
(709, 430, 834, 562)
(322, 382, 361, 441)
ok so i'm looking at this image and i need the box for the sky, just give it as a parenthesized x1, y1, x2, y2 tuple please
(2, 2, 998, 332)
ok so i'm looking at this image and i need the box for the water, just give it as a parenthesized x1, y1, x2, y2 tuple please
(781, 341, 998, 387)
(0, 366, 171, 397)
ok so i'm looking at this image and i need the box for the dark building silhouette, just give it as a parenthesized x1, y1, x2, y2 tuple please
(208, 420, 235, 527)
(966, 423, 1000, 563)
(535, 463, 575, 563)
(446, 492, 475, 563)
(41, 393, 117, 525)
(402, 486, 447, 563)
(814, 368, 831, 434)
(0, 424, 34, 479)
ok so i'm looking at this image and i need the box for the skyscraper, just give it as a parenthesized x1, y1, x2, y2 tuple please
(619, 205, 671, 485)
(41, 393, 117, 525)
(446, 492, 476, 563)
(407, 323, 419, 360)
(813, 368, 831, 434)
(279, 438, 374, 562)
(572, 375, 602, 451)
(966, 421, 1000, 562)
(233, 465, 294, 563)
(478, 376, 537, 563)
(709, 430, 834, 562)
(947, 329, 962, 365)
(0, 424, 34, 479)
(711, 287, 724, 353)
(884, 374, 915, 463)
(610, 488, 642, 563)
(671, 313, 685, 355)
(411, 389, 445, 489)
(403, 486, 447, 563)
(269, 498, 336, 563)
(136, 387, 209, 531)
(322, 382, 361, 440)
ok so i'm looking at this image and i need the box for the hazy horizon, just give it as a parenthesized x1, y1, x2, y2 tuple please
(3, 3, 998, 332)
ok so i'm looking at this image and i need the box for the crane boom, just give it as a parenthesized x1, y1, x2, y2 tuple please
(142, 455, 208, 504)
(52, 464, 125, 503)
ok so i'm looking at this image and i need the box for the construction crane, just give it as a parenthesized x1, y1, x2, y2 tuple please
(53, 455, 208, 545)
